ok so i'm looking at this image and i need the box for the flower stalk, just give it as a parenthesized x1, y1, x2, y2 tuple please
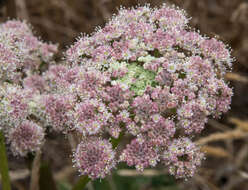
(0, 131, 11, 190)
(72, 175, 90, 190)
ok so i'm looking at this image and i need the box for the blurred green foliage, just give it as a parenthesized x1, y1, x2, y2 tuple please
(92, 171, 179, 190)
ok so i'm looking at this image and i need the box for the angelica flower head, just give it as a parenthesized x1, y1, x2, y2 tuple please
(64, 3, 234, 179)
(65, 4, 233, 179)
(0, 20, 57, 156)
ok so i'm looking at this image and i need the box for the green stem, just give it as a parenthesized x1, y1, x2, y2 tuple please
(0, 131, 11, 190)
(72, 132, 124, 190)
(72, 175, 90, 190)
(39, 162, 57, 190)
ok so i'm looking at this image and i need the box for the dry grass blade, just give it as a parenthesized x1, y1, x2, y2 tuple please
(229, 117, 248, 131)
(194, 174, 220, 190)
(196, 129, 248, 145)
(117, 169, 168, 177)
(201, 146, 230, 158)
(239, 171, 248, 179)
(225, 73, 248, 83)
(0, 169, 29, 182)
(235, 142, 248, 168)
(208, 119, 230, 131)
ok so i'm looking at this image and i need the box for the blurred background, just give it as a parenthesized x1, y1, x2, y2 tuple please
(0, 0, 248, 190)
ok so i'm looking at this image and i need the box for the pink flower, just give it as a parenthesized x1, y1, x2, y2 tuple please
(73, 138, 116, 179)
(120, 139, 159, 171)
(8, 120, 44, 156)
(162, 138, 204, 178)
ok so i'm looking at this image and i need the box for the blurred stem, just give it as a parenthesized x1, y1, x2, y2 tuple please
(106, 175, 117, 190)
(0, 131, 11, 190)
(39, 162, 57, 190)
(30, 151, 41, 190)
(6, 0, 17, 18)
(87, 181, 94, 190)
(72, 132, 124, 190)
(72, 175, 90, 190)
(68, 133, 78, 149)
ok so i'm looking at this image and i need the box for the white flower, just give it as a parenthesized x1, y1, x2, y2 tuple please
(138, 55, 156, 63)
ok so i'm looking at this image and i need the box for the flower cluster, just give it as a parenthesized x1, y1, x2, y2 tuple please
(0, 20, 58, 156)
(0, 20, 57, 83)
(7, 120, 44, 156)
(73, 138, 116, 179)
(163, 138, 203, 178)
(63, 4, 233, 179)
(0, 4, 233, 180)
